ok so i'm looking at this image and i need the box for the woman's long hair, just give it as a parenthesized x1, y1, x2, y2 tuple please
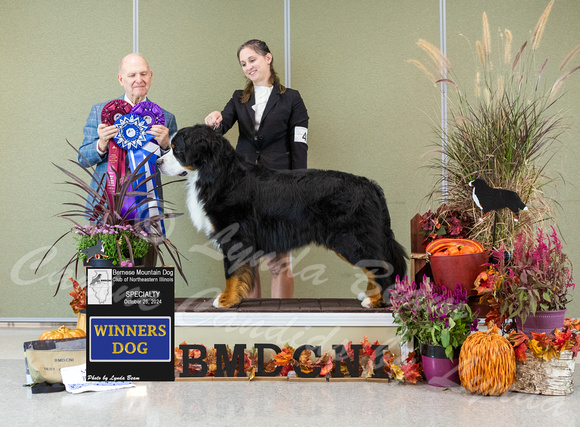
(237, 39, 286, 103)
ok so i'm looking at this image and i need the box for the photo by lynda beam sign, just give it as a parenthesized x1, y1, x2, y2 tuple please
(86, 267, 175, 382)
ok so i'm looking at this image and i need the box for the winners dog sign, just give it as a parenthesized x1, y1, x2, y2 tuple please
(86, 267, 175, 381)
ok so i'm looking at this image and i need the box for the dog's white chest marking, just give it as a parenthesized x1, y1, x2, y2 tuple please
(186, 172, 214, 236)
(472, 186, 482, 209)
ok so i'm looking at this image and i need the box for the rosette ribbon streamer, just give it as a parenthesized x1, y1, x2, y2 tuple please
(113, 113, 166, 235)
(101, 100, 135, 218)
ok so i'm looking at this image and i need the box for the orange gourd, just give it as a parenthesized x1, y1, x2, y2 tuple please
(426, 238, 485, 257)
(39, 325, 86, 340)
(458, 324, 515, 396)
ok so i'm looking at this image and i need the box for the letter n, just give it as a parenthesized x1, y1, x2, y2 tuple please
(332, 344, 363, 377)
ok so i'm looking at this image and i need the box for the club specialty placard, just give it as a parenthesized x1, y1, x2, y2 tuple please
(86, 267, 175, 381)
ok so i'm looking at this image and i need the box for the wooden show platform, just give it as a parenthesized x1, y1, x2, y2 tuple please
(174, 297, 405, 359)
(175, 297, 391, 313)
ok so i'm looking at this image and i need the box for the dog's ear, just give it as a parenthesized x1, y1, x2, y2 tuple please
(179, 124, 234, 173)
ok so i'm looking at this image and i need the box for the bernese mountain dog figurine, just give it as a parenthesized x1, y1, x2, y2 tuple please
(158, 124, 408, 309)
(469, 178, 528, 221)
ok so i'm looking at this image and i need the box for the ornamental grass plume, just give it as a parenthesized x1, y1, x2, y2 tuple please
(390, 276, 478, 361)
(411, 1, 580, 250)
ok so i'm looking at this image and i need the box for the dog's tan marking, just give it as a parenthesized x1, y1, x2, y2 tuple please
(217, 265, 255, 308)
(362, 268, 385, 307)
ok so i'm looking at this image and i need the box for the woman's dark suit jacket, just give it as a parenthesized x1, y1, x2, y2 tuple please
(218, 85, 308, 170)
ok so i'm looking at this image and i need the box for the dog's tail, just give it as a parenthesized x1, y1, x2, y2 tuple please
(379, 193, 408, 285)
(385, 231, 408, 282)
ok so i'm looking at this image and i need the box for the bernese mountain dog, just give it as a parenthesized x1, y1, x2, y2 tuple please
(158, 124, 407, 308)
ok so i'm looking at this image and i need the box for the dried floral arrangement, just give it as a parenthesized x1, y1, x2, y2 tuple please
(411, 0, 580, 249)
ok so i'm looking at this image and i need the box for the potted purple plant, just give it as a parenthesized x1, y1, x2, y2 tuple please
(390, 275, 479, 387)
(36, 142, 188, 294)
(476, 227, 575, 334)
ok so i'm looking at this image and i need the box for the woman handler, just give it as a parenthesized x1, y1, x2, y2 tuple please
(205, 39, 309, 299)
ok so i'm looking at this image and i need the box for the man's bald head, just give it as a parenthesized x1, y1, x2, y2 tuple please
(117, 53, 152, 104)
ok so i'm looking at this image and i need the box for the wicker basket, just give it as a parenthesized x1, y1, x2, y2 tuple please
(512, 349, 576, 395)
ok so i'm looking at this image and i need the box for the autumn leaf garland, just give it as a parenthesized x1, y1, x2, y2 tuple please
(174, 336, 423, 383)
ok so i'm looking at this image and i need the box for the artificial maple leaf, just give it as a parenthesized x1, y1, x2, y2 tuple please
(553, 329, 573, 351)
(513, 343, 528, 362)
(528, 339, 558, 361)
(280, 364, 294, 376)
(361, 336, 373, 357)
(263, 359, 278, 374)
(248, 366, 256, 381)
(363, 358, 374, 378)
(383, 350, 396, 366)
(474, 269, 494, 293)
(391, 364, 405, 382)
(68, 278, 86, 314)
(273, 345, 294, 366)
(205, 348, 217, 376)
(243, 352, 252, 374)
(571, 336, 580, 358)
(400, 361, 422, 384)
(531, 332, 550, 348)
(509, 330, 529, 348)
(344, 341, 356, 361)
(298, 349, 314, 374)
(404, 351, 417, 364)
(315, 353, 333, 377)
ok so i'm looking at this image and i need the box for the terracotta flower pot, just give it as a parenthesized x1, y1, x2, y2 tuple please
(429, 251, 488, 296)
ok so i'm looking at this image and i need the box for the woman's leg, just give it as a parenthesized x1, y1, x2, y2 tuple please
(268, 253, 294, 298)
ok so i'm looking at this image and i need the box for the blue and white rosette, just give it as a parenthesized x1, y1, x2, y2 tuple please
(113, 113, 165, 235)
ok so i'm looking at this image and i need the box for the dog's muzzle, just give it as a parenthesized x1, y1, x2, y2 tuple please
(157, 151, 189, 177)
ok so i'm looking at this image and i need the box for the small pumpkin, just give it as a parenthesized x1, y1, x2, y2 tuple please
(426, 238, 485, 257)
(39, 325, 86, 340)
(458, 324, 515, 396)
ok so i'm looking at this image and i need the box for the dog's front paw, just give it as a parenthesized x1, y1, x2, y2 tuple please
(213, 294, 224, 308)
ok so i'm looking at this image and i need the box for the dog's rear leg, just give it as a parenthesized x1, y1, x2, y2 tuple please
(358, 268, 387, 308)
(337, 254, 387, 308)
(214, 263, 256, 308)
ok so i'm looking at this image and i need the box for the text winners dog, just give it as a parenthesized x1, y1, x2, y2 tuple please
(158, 125, 407, 308)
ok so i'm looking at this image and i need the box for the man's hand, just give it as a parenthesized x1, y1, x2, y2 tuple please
(149, 125, 170, 149)
(97, 123, 119, 153)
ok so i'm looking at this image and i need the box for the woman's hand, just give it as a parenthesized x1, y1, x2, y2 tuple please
(205, 111, 223, 129)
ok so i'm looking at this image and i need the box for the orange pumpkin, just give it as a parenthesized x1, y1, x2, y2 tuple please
(458, 324, 515, 396)
(39, 325, 86, 340)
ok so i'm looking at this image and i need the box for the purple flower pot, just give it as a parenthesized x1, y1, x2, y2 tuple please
(420, 343, 461, 387)
(515, 309, 567, 336)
